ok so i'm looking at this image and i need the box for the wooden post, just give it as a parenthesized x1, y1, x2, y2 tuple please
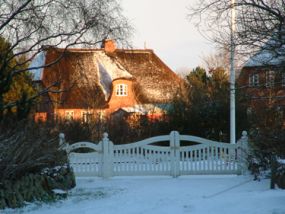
(270, 155, 277, 189)
(59, 133, 65, 149)
(59, 133, 65, 146)
(170, 131, 180, 178)
(238, 131, 248, 174)
(59, 133, 70, 153)
(174, 131, 180, 177)
(102, 132, 113, 178)
(170, 131, 176, 177)
(108, 139, 114, 178)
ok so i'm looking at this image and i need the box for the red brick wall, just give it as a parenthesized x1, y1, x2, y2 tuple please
(35, 79, 139, 121)
(238, 67, 285, 107)
(51, 79, 138, 120)
(54, 109, 105, 120)
(55, 109, 83, 120)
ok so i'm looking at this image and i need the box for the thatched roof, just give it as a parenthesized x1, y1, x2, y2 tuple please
(114, 49, 183, 103)
(30, 44, 183, 109)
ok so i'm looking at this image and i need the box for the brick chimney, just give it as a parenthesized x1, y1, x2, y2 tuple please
(101, 39, 116, 53)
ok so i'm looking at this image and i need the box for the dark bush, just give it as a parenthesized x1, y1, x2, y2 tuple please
(0, 120, 75, 209)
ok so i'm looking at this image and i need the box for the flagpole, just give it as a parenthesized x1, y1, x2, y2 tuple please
(230, 0, 236, 144)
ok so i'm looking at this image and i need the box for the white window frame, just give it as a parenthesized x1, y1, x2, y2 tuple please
(249, 73, 259, 87)
(116, 84, 128, 96)
(65, 111, 74, 120)
(81, 111, 93, 123)
(265, 70, 274, 88)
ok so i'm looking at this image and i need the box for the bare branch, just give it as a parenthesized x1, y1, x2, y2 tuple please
(189, 0, 285, 58)
(0, 0, 132, 116)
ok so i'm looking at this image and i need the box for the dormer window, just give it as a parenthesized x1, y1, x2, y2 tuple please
(116, 84, 127, 96)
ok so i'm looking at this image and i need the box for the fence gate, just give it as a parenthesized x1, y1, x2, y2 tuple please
(63, 141, 103, 177)
(61, 131, 248, 178)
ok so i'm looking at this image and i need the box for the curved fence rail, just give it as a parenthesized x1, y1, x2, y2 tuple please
(61, 131, 249, 178)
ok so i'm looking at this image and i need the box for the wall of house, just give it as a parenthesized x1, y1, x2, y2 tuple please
(238, 66, 285, 127)
(35, 79, 138, 122)
(55, 109, 83, 120)
(53, 109, 105, 121)
(239, 66, 285, 88)
(34, 112, 48, 122)
(33, 43, 182, 122)
(107, 79, 138, 113)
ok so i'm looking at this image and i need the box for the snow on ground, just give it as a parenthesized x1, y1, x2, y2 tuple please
(3, 175, 285, 214)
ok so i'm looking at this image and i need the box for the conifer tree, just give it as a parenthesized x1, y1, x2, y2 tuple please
(0, 37, 36, 121)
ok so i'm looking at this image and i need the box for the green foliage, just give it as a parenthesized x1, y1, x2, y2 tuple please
(0, 119, 75, 209)
(248, 102, 285, 160)
(57, 114, 172, 145)
(0, 36, 36, 121)
(248, 104, 285, 188)
(169, 66, 248, 141)
(58, 120, 94, 143)
(0, 166, 75, 209)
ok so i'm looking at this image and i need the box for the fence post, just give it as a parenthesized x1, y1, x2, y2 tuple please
(102, 132, 113, 178)
(237, 131, 249, 175)
(108, 138, 114, 177)
(174, 131, 180, 177)
(170, 131, 176, 177)
(170, 131, 180, 178)
(59, 133, 65, 146)
(58, 133, 69, 152)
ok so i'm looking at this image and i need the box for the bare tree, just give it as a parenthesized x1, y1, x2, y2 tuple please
(201, 46, 230, 72)
(189, 0, 285, 186)
(189, 0, 285, 58)
(0, 0, 132, 119)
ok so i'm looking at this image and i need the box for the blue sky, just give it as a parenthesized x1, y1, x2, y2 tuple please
(121, 0, 215, 72)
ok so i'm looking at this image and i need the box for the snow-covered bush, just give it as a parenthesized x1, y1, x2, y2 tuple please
(0, 165, 75, 209)
(248, 128, 285, 189)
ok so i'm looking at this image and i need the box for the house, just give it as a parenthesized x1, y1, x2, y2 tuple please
(30, 39, 184, 122)
(238, 40, 285, 124)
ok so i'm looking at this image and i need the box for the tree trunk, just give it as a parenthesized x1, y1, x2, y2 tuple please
(0, 93, 3, 121)
(270, 156, 277, 189)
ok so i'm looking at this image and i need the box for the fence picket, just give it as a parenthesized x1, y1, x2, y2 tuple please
(64, 131, 248, 177)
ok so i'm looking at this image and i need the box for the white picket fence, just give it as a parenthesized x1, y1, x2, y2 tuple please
(59, 131, 249, 178)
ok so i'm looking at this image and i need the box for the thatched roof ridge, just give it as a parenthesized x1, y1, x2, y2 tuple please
(32, 45, 184, 109)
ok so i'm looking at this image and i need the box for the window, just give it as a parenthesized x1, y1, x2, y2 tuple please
(282, 73, 285, 87)
(116, 84, 127, 96)
(65, 111, 74, 120)
(82, 111, 93, 123)
(265, 70, 274, 88)
(249, 73, 259, 87)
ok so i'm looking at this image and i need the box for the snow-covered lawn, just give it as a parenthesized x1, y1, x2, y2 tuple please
(3, 175, 285, 214)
